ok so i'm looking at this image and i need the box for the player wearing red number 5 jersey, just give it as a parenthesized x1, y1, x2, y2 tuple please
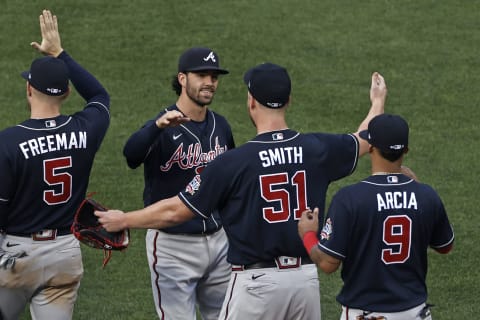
(97, 63, 387, 319)
(0, 10, 110, 320)
(299, 114, 454, 320)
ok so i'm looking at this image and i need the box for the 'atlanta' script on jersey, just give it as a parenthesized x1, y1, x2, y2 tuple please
(19, 131, 87, 159)
(377, 191, 418, 212)
(259, 146, 303, 167)
(160, 137, 228, 171)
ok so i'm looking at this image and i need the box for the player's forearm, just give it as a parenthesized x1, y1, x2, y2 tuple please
(58, 51, 110, 107)
(124, 196, 194, 229)
(354, 72, 387, 156)
(355, 99, 385, 156)
(433, 242, 454, 254)
(302, 230, 341, 274)
(310, 247, 341, 274)
(123, 121, 162, 168)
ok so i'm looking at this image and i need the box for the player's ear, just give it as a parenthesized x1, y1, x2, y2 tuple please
(178, 72, 187, 87)
(247, 92, 255, 110)
(26, 82, 33, 97)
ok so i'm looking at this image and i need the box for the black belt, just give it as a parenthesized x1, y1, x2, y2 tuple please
(8, 227, 71, 240)
(163, 226, 222, 236)
(232, 256, 314, 271)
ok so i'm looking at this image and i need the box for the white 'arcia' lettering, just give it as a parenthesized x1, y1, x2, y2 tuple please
(377, 191, 418, 211)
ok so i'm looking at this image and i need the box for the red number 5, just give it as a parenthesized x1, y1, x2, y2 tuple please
(259, 171, 308, 223)
(43, 157, 72, 205)
(382, 215, 412, 264)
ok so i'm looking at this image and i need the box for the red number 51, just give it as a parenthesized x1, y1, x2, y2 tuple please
(259, 171, 308, 223)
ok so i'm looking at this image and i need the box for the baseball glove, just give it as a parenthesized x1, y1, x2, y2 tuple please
(71, 197, 130, 267)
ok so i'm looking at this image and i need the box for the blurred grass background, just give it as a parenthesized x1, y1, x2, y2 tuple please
(1, 0, 478, 319)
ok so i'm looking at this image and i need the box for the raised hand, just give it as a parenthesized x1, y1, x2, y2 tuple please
(370, 72, 387, 105)
(30, 9, 63, 57)
(155, 110, 191, 129)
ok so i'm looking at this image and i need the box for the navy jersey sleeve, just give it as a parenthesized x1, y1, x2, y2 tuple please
(318, 190, 352, 260)
(59, 51, 110, 150)
(428, 188, 455, 249)
(58, 51, 110, 108)
(178, 153, 230, 219)
(123, 117, 164, 169)
(312, 133, 359, 182)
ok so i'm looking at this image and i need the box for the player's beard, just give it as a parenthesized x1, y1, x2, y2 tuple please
(186, 84, 215, 108)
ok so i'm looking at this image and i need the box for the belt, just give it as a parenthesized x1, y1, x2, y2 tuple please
(232, 256, 314, 271)
(163, 226, 222, 237)
(8, 227, 71, 241)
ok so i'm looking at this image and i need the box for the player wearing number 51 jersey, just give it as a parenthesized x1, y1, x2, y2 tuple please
(0, 10, 109, 320)
(299, 114, 454, 320)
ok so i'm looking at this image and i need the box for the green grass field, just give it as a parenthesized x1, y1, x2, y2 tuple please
(1, 0, 479, 319)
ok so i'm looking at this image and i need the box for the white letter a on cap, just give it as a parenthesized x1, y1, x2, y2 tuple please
(203, 52, 216, 62)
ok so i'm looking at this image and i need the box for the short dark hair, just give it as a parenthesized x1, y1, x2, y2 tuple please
(171, 74, 181, 96)
(379, 149, 405, 162)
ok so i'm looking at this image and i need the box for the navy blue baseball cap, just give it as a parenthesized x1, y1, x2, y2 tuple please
(359, 114, 409, 152)
(178, 47, 229, 74)
(21, 56, 69, 96)
(243, 62, 291, 108)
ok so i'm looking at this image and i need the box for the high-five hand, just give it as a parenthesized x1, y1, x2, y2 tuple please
(30, 9, 63, 57)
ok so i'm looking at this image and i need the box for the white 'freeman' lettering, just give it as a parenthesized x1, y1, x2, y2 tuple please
(377, 191, 418, 211)
(19, 131, 87, 159)
(259, 146, 303, 167)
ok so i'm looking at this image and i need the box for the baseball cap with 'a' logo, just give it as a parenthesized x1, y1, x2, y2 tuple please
(21, 56, 69, 96)
(178, 47, 229, 74)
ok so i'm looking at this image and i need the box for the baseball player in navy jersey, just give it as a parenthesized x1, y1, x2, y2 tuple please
(0, 10, 110, 320)
(97, 63, 387, 319)
(123, 47, 234, 319)
(299, 114, 454, 320)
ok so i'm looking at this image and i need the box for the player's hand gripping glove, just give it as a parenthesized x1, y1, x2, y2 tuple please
(71, 197, 130, 267)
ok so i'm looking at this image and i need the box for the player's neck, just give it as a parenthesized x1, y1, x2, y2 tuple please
(255, 109, 288, 134)
(371, 160, 403, 175)
(30, 102, 61, 119)
(369, 149, 404, 175)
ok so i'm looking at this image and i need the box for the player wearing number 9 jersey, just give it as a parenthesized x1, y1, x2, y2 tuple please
(0, 10, 109, 320)
(299, 114, 454, 320)
(96, 63, 388, 320)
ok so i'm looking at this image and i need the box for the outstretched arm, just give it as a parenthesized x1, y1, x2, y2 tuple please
(30, 9, 109, 107)
(298, 208, 341, 274)
(95, 195, 195, 231)
(123, 110, 190, 168)
(353, 72, 387, 157)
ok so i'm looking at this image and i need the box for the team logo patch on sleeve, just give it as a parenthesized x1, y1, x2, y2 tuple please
(185, 175, 201, 195)
(320, 218, 333, 240)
